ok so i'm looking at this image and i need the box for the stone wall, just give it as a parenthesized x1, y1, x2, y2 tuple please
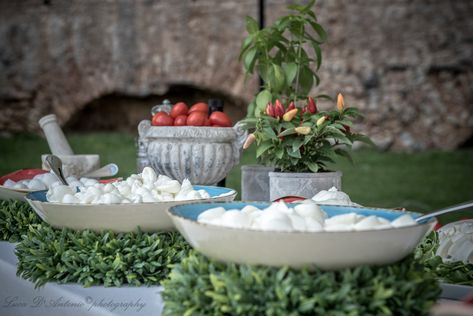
(1, 0, 472, 150)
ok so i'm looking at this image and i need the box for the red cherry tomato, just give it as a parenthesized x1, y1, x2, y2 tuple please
(170, 102, 189, 119)
(204, 117, 211, 126)
(152, 112, 174, 126)
(189, 102, 209, 114)
(209, 111, 232, 127)
(174, 115, 188, 126)
(186, 111, 207, 126)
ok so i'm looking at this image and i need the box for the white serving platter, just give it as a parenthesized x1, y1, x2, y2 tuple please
(26, 186, 237, 233)
(168, 201, 436, 269)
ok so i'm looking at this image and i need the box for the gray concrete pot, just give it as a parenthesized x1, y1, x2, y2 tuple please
(138, 120, 247, 185)
(269, 171, 342, 201)
(241, 165, 274, 202)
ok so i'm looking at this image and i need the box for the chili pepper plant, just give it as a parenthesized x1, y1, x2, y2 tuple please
(243, 95, 371, 172)
(239, 1, 371, 172)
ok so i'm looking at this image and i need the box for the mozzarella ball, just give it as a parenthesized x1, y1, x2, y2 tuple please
(37, 173, 59, 186)
(354, 216, 387, 231)
(141, 167, 157, 184)
(391, 214, 417, 228)
(220, 210, 251, 228)
(198, 207, 226, 222)
(325, 213, 361, 227)
(198, 189, 210, 199)
(62, 194, 80, 204)
(305, 217, 324, 232)
(259, 217, 293, 231)
(102, 193, 122, 204)
(289, 214, 306, 231)
(186, 191, 202, 200)
(294, 203, 327, 224)
(241, 205, 260, 215)
(3, 179, 16, 188)
(156, 180, 181, 194)
(27, 179, 47, 190)
(47, 185, 76, 202)
(13, 183, 27, 189)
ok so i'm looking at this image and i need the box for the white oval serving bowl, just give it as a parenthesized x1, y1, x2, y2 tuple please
(168, 202, 436, 269)
(26, 186, 236, 233)
(0, 185, 33, 201)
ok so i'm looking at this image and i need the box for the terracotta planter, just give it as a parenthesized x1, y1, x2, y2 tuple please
(241, 165, 274, 201)
(269, 171, 342, 201)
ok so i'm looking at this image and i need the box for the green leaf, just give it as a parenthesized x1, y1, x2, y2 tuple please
(275, 148, 284, 159)
(351, 134, 375, 147)
(239, 35, 253, 60)
(287, 147, 301, 158)
(243, 47, 257, 73)
(305, 161, 319, 172)
(292, 139, 305, 152)
(256, 141, 273, 158)
(297, 66, 314, 95)
(311, 42, 322, 70)
(263, 127, 278, 140)
(268, 64, 286, 93)
(309, 21, 327, 42)
(245, 16, 259, 34)
(282, 62, 298, 86)
(246, 101, 256, 118)
(255, 90, 272, 116)
(278, 128, 296, 137)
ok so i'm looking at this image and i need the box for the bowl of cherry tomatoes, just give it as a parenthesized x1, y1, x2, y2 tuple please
(138, 101, 247, 185)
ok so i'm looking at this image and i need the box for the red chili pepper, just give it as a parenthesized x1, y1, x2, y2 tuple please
(274, 99, 285, 118)
(307, 96, 317, 114)
(301, 106, 307, 115)
(265, 102, 275, 117)
(286, 102, 295, 112)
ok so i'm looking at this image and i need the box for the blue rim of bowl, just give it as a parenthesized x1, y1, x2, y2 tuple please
(167, 201, 437, 234)
(25, 186, 237, 206)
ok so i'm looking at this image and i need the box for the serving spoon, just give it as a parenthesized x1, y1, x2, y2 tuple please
(82, 163, 119, 178)
(415, 200, 473, 223)
(44, 154, 68, 185)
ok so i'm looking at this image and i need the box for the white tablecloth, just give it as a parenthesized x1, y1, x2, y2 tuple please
(0, 242, 163, 316)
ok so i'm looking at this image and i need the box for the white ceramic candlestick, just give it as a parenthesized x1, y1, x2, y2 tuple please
(38, 114, 74, 155)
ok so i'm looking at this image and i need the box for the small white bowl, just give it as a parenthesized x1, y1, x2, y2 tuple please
(26, 186, 236, 232)
(168, 202, 436, 269)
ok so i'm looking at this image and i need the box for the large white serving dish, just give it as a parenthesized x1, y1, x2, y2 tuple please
(26, 186, 236, 232)
(0, 186, 32, 201)
(168, 202, 436, 269)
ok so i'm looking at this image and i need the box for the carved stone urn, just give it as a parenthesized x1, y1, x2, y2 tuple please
(138, 121, 247, 185)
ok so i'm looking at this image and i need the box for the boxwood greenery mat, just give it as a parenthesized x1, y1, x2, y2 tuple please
(0, 200, 42, 242)
(161, 252, 440, 316)
(0, 200, 191, 287)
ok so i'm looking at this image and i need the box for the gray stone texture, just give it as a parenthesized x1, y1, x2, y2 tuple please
(1, 0, 473, 150)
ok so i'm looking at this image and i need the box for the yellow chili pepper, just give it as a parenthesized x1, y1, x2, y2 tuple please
(294, 126, 311, 135)
(316, 116, 326, 126)
(337, 93, 344, 112)
(282, 108, 298, 122)
(243, 133, 256, 149)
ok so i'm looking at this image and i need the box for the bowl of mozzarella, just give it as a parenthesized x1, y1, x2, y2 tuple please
(26, 167, 237, 232)
(167, 193, 436, 269)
